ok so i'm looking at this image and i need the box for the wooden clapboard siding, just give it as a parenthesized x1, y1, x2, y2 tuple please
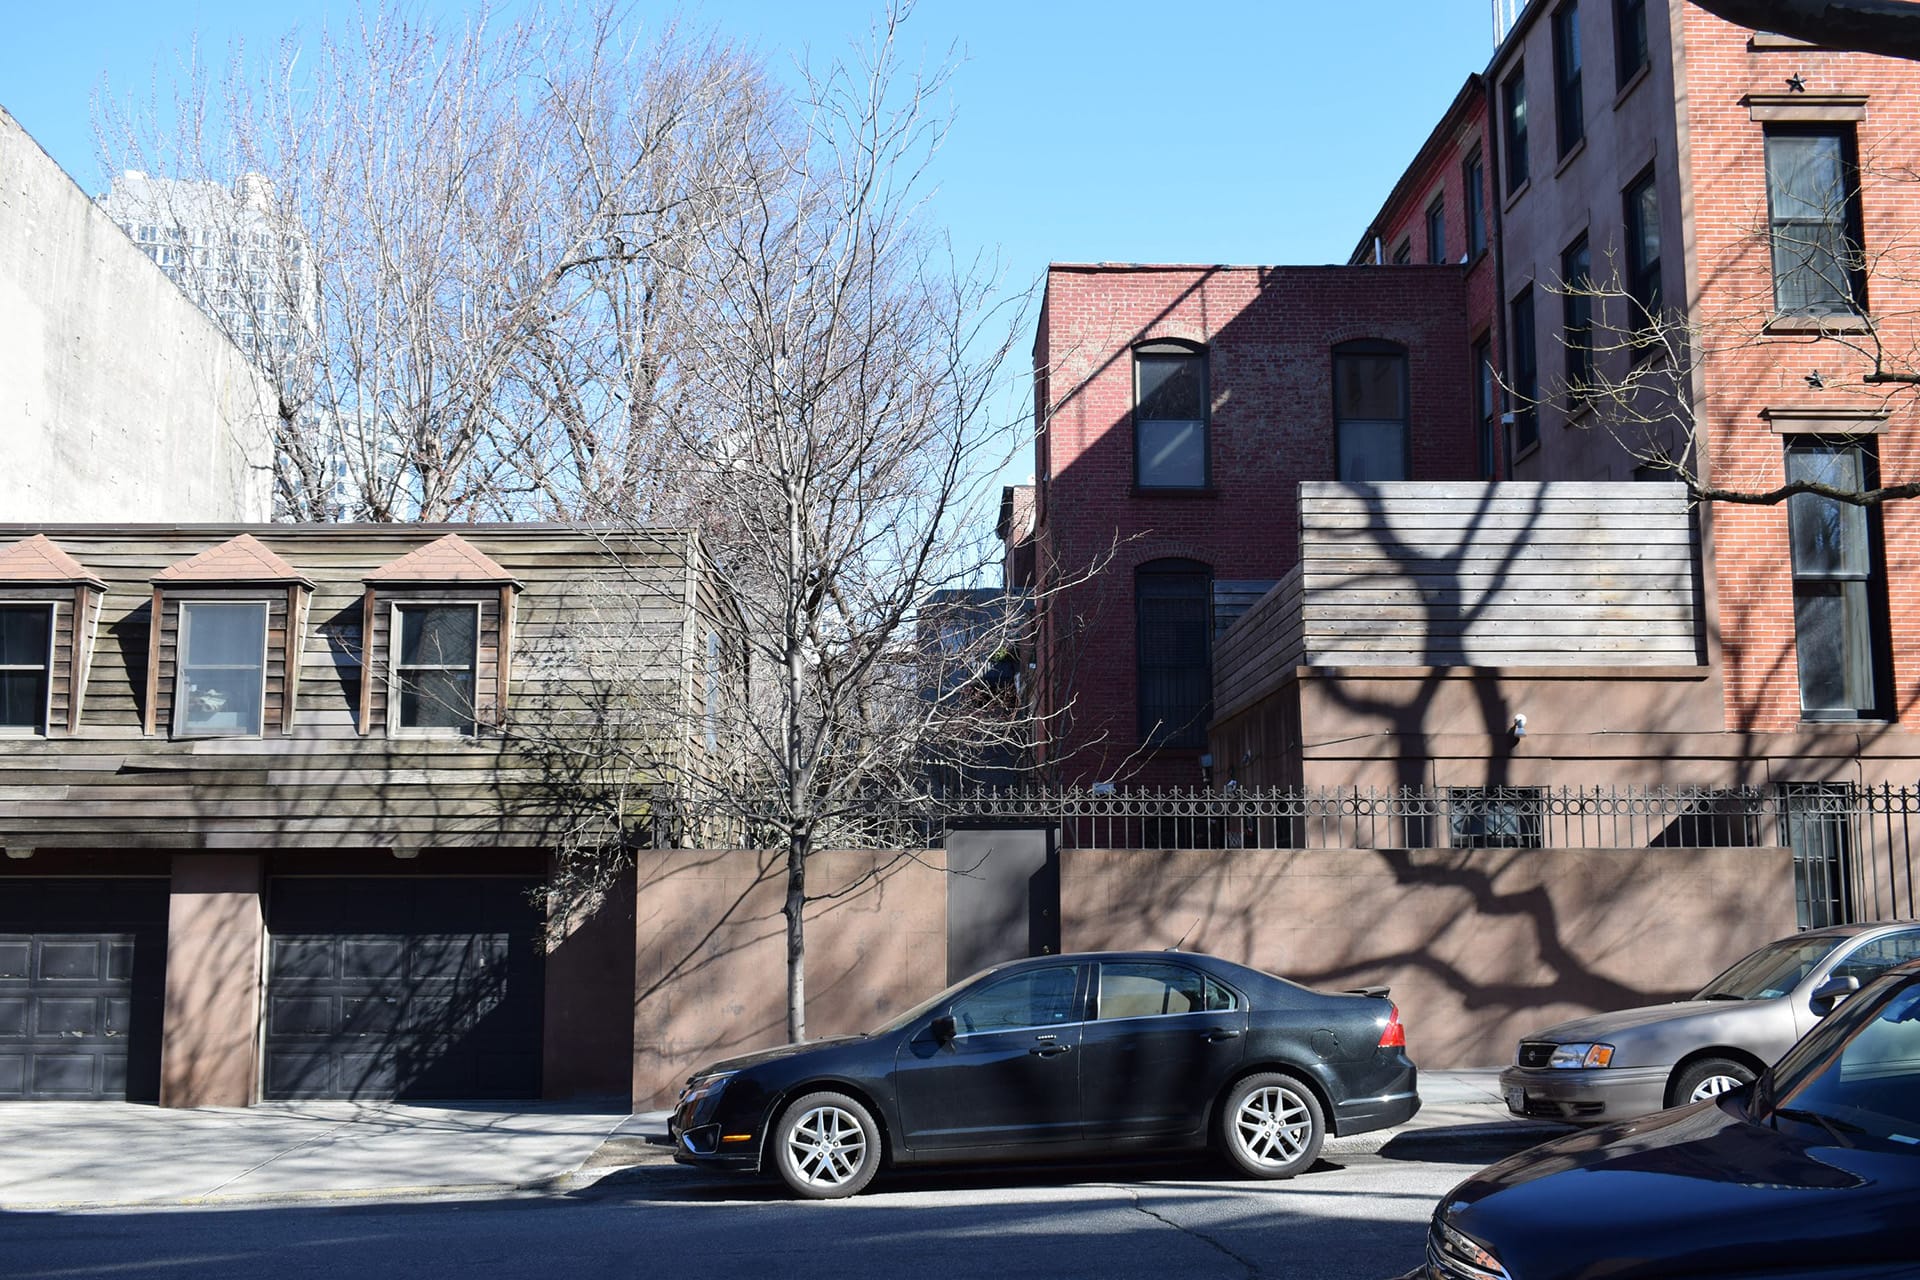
(1213, 483, 1701, 717)
(0, 525, 718, 853)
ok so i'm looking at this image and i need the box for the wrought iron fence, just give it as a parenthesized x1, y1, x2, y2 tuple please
(651, 782, 1920, 928)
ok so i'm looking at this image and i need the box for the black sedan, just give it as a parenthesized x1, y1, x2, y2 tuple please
(670, 949, 1419, 1197)
(1407, 959, 1920, 1280)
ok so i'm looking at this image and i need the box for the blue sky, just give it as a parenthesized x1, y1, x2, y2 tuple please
(6, 1, 1501, 273)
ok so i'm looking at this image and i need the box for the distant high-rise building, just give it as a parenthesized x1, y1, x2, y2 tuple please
(98, 172, 394, 519)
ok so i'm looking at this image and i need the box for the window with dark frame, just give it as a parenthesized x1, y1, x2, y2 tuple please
(1553, 3, 1585, 157)
(1503, 66, 1530, 194)
(1562, 233, 1594, 398)
(1786, 438, 1887, 720)
(1766, 125, 1866, 316)
(1473, 336, 1498, 479)
(1426, 196, 1447, 264)
(1133, 341, 1208, 489)
(1464, 151, 1488, 258)
(1509, 287, 1540, 455)
(1136, 559, 1212, 749)
(393, 603, 480, 733)
(0, 605, 52, 731)
(1624, 167, 1662, 325)
(1615, 0, 1648, 87)
(1392, 239, 1412, 265)
(1333, 341, 1410, 481)
(175, 601, 268, 736)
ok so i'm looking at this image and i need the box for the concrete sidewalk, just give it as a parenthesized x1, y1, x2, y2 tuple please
(0, 1071, 1567, 1210)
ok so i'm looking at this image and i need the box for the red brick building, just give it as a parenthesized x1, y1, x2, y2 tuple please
(1029, 2, 1920, 850)
(1030, 265, 1476, 785)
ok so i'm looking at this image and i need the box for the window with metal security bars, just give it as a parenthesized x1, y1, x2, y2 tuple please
(1766, 126, 1865, 316)
(1781, 782, 1857, 929)
(0, 605, 52, 732)
(392, 604, 480, 734)
(1448, 787, 1545, 849)
(1136, 560, 1212, 749)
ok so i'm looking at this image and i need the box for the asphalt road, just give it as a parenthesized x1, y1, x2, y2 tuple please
(0, 1139, 1542, 1280)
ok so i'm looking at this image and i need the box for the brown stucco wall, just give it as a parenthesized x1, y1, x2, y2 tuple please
(160, 853, 264, 1107)
(542, 859, 636, 1101)
(631, 848, 948, 1108)
(1061, 844, 1795, 1069)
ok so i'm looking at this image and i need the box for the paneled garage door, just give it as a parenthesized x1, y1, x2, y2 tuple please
(263, 876, 544, 1100)
(0, 879, 168, 1101)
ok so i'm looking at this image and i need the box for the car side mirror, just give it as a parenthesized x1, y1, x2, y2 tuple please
(1810, 974, 1860, 1015)
(931, 1014, 957, 1043)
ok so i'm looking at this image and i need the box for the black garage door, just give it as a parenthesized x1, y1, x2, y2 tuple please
(264, 877, 545, 1100)
(0, 879, 168, 1102)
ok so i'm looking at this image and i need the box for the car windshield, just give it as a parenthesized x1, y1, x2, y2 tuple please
(1693, 935, 1848, 1001)
(864, 966, 1003, 1037)
(1761, 974, 1920, 1152)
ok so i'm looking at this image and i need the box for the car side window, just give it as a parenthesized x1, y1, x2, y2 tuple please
(951, 967, 1080, 1034)
(1835, 932, 1920, 986)
(1097, 962, 1239, 1020)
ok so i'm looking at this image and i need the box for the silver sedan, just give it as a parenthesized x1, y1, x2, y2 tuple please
(1500, 920, 1920, 1124)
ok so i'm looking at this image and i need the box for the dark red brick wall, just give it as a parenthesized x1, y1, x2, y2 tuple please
(1032, 264, 1475, 785)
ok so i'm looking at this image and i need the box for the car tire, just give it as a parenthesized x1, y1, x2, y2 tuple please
(1672, 1057, 1756, 1106)
(1219, 1072, 1325, 1179)
(770, 1091, 882, 1199)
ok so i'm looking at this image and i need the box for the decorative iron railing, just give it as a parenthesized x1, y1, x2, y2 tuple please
(649, 782, 1920, 928)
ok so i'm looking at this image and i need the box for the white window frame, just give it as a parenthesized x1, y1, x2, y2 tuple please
(0, 602, 57, 737)
(173, 600, 270, 738)
(387, 600, 484, 737)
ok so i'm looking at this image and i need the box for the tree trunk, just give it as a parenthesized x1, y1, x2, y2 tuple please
(785, 827, 807, 1043)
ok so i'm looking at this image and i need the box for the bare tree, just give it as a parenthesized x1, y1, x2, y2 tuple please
(1531, 130, 1920, 510)
(613, 6, 1037, 1041)
(95, 3, 771, 522)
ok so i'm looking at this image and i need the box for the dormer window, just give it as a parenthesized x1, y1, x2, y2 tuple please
(361, 534, 520, 738)
(175, 601, 268, 736)
(148, 534, 314, 740)
(0, 535, 108, 737)
(392, 603, 480, 734)
(0, 605, 53, 731)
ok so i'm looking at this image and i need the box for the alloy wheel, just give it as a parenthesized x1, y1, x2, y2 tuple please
(784, 1104, 869, 1188)
(1233, 1084, 1315, 1167)
(1687, 1073, 1747, 1102)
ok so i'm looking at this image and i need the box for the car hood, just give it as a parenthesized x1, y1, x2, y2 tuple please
(693, 1034, 868, 1078)
(1443, 1100, 1920, 1280)
(1529, 998, 1761, 1042)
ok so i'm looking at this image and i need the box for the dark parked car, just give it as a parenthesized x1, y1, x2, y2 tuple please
(1499, 921, 1920, 1124)
(670, 950, 1419, 1197)
(1405, 958, 1920, 1280)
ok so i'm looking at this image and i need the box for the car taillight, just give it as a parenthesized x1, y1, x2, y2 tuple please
(1378, 1002, 1406, 1049)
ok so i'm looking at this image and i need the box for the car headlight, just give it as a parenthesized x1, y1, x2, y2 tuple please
(679, 1070, 736, 1110)
(1547, 1042, 1614, 1069)
(1428, 1216, 1511, 1280)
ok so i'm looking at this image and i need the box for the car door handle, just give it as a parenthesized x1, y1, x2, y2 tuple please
(1030, 1044, 1072, 1058)
(1204, 1028, 1243, 1042)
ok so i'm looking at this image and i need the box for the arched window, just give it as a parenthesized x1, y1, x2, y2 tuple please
(1333, 340, 1410, 481)
(1136, 559, 1212, 748)
(1133, 339, 1208, 489)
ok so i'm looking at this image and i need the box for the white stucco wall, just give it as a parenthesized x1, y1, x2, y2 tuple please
(1, 106, 272, 522)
